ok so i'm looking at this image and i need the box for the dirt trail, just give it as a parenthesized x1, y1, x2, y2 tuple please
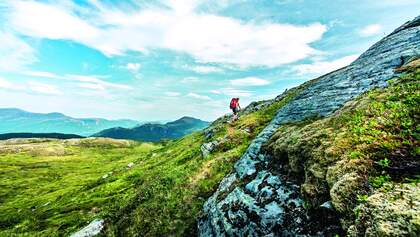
(227, 123, 235, 138)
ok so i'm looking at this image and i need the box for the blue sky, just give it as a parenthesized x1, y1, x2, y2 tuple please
(0, 0, 419, 121)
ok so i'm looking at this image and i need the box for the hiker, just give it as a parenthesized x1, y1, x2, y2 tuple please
(229, 97, 241, 121)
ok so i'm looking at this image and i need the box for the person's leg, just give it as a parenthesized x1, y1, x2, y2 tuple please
(233, 107, 238, 121)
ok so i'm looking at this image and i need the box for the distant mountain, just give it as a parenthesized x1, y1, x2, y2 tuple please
(93, 116, 210, 141)
(0, 133, 84, 140)
(0, 108, 140, 136)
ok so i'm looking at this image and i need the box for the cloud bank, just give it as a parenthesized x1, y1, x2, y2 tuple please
(359, 24, 382, 37)
(8, 0, 327, 67)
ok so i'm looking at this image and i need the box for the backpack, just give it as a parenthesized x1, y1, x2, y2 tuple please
(229, 98, 238, 109)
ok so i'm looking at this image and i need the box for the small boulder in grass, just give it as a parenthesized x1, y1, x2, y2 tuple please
(70, 219, 104, 237)
(102, 171, 113, 179)
(127, 162, 134, 168)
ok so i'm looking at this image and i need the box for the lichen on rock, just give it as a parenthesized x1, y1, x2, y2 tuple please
(349, 183, 420, 237)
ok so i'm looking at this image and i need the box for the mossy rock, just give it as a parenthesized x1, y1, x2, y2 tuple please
(349, 183, 420, 237)
(266, 68, 419, 234)
(330, 172, 368, 214)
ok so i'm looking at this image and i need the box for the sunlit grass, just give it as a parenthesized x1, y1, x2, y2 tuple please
(0, 139, 159, 236)
(0, 78, 314, 236)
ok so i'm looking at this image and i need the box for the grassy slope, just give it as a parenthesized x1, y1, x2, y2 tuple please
(3, 65, 415, 236)
(0, 138, 159, 236)
(102, 84, 308, 236)
(0, 83, 307, 236)
(266, 66, 419, 233)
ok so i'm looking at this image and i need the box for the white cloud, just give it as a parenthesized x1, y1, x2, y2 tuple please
(359, 24, 382, 37)
(163, 16, 326, 67)
(66, 75, 133, 90)
(10, 1, 99, 41)
(28, 81, 62, 95)
(187, 92, 211, 100)
(188, 65, 223, 74)
(7, 0, 327, 67)
(0, 77, 23, 90)
(293, 54, 359, 76)
(1, 77, 62, 95)
(166, 0, 202, 14)
(181, 77, 199, 83)
(165, 91, 181, 97)
(22, 71, 132, 90)
(210, 90, 221, 94)
(0, 31, 37, 71)
(230, 77, 270, 86)
(78, 83, 106, 91)
(126, 63, 141, 72)
(211, 88, 252, 97)
(23, 71, 60, 79)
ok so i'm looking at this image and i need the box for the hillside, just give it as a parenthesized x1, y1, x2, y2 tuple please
(0, 16, 419, 237)
(0, 132, 84, 140)
(199, 16, 420, 236)
(0, 89, 297, 236)
(0, 108, 140, 136)
(93, 116, 210, 141)
(0, 138, 159, 236)
(200, 66, 419, 236)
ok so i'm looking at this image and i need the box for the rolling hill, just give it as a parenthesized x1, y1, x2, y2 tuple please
(0, 133, 84, 140)
(0, 108, 140, 136)
(93, 116, 210, 141)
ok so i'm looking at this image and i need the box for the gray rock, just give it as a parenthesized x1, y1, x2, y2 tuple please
(200, 136, 228, 158)
(70, 219, 104, 237)
(198, 15, 420, 236)
(349, 183, 420, 237)
(320, 201, 334, 210)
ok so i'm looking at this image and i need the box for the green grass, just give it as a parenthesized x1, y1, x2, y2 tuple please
(0, 82, 307, 236)
(0, 139, 158, 236)
(102, 85, 307, 236)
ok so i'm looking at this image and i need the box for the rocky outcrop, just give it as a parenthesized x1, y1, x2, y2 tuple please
(198, 16, 420, 236)
(201, 136, 229, 158)
(348, 183, 420, 236)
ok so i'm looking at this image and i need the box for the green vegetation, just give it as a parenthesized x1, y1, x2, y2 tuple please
(376, 158, 390, 168)
(369, 174, 392, 188)
(2, 63, 417, 236)
(340, 69, 419, 185)
(272, 67, 419, 184)
(268, 66, 419, 234)
(0, 84, 305, 236)
(356, 194, 369, 204)
(0, 138, 158, 236)
(404, 175, 420, 184)
(103, 86, 306, 236)
(93, 116, 209, 142)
